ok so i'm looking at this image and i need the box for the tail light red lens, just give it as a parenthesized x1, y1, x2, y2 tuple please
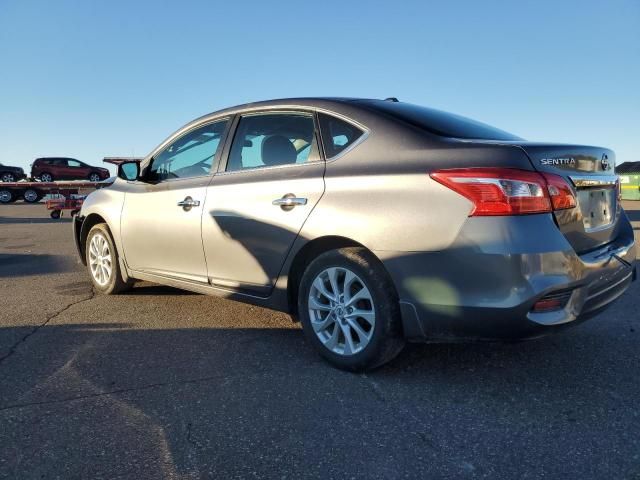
(543, 173, 577, 210)
(430, 168, 577, 216)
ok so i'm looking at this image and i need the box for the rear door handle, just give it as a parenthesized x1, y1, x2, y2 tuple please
(272, 195, 307, 210)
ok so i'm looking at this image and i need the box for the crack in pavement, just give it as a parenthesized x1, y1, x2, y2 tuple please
(0, 289, 95, 368)
(0, 371, 239, 412)
(359, 373, 478, 475)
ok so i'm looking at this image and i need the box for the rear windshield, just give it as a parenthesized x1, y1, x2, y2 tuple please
(362, 101, 522, 141)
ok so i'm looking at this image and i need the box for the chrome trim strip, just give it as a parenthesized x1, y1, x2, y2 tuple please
(569, 175, 618, 187)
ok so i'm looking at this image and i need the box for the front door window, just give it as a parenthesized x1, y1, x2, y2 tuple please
(148, 120, 229, 182)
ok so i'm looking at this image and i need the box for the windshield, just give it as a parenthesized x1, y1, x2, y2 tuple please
(361, 100, 523, 141)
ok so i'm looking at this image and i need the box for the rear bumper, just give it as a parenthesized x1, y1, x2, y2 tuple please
(377, 213, 636, 342)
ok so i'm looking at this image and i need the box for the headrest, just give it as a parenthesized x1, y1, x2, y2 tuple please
(261, 135, 296, 166)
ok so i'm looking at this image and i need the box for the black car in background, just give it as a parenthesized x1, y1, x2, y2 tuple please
(0, 162, 27, 182)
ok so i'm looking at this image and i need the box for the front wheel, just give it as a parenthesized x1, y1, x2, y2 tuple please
(88, 172, 101, 182)
(86, 223, 133, 294)
(298, 247, 405, 371)
(39, 172, 54, 182)
(1, 172, 16, 182)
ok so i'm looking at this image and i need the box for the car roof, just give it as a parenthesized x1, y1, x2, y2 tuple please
(192, 97, 383, 122)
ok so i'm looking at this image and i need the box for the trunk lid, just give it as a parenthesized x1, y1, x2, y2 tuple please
(516, 143, 618, 254)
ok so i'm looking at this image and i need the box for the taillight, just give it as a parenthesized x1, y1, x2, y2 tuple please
(542, 173, 577, 210)
(430, 168, 577, 216)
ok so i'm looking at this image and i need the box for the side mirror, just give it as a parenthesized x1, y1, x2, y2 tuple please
(118, 162, 140, 181)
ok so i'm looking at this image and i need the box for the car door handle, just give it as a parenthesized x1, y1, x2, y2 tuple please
(177, 197, 200, 208)
(272, 196, 307, 208)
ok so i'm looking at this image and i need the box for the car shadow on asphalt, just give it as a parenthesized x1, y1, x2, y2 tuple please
(1, 300, 639, 478)
(1, 318, 636, 408)
(0, 216, 71, 224)
(0, 253, 77, 277)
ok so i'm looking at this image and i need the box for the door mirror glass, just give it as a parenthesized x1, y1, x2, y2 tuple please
(119, 162, 139, 181)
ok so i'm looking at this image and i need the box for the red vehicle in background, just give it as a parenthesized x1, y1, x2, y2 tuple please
(31, 157, 110, 182)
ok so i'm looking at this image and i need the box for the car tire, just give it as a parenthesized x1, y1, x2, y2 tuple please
(1, 172, 16, 182)
(88, 172, 101, 182)
(86, 223, 134, 295)
(298, 247, 405, 371)
(0, 188, 14, 203)
(22, 189, 41, 203)
(39, 172, 54, 182)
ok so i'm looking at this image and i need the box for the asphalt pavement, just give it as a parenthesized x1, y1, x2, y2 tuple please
(1, 202, 639, 479)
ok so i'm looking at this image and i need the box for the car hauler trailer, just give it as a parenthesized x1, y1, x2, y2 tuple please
(0, 157, 139, 205)
(0, 180, 111, 204)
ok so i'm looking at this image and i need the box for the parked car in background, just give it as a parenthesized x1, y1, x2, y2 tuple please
(0, 162, 27, 182)
(31, 157, 110, 182)
(72, 97, 637, 371)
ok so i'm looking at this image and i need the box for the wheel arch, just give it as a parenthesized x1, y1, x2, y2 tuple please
(285, 235, 392, 318)
(78, 213, 110, 265)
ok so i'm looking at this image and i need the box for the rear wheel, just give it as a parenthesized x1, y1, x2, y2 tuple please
(86, 223, 133, 294)
(50, 210, 61, 219)
(88, 172, 101, 182)
(298, 247, 405, 371)
(0, 189, 14, 203)
(23, 189, 41, 203)
(1, 172, 16, 182)
(40, 172, 53, 182)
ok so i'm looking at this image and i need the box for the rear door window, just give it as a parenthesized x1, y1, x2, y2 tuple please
(318, 113, 365, 159)
(226, 113, 319, 171)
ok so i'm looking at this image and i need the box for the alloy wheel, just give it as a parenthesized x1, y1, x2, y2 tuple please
(89, 233, 113, 286)
(89, 173, 101, 182)
(308, 266, 375, 356)
(40, 173, 53, 182)
(1, 173, 15, 182)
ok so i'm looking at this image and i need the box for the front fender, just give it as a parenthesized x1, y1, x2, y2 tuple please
(75, 184, 126, 264)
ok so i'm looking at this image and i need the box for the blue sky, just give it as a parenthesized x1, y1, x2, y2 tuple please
(0, 0, 638, 174)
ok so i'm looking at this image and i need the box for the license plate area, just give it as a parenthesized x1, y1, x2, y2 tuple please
(578, 187, 616, 231)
